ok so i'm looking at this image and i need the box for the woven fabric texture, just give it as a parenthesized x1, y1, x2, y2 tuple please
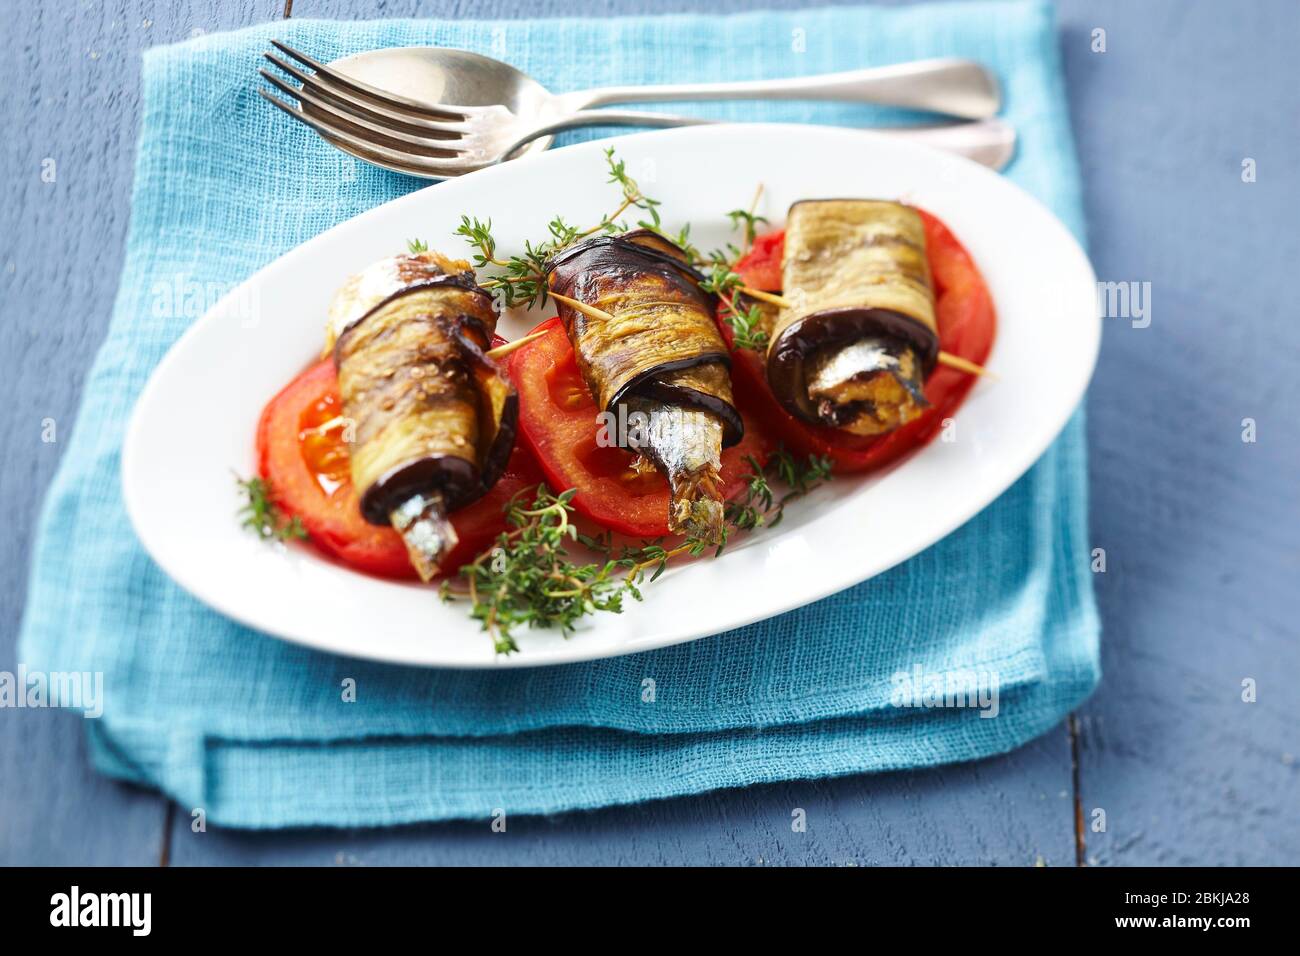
(19, 1, 1099, 828)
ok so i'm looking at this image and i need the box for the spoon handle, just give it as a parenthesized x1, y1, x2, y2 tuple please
(506, 115, 1015, 173)
(560, 58, 999, 121)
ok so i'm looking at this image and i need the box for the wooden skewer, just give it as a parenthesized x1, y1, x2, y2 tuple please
(483, 328, 552, 361)
(484, 292, 618, 361)
(547, 290, 617, 323)
(737, 286, 788, 308)
(546, 283, 995, 378)
(735, 285, 995, 379)
(936, 351, 997, 379)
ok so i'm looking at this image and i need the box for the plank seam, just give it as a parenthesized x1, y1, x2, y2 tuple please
(1068, 713, 1086, 866)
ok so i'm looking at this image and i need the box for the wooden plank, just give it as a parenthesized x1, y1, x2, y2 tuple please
(1055, 0, 1300, 865)
(0, 0, 277, 866)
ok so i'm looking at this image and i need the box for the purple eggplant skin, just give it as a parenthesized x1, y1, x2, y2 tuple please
(766, 200, 940, 425)
(331, 251, 517, 525)
(545, 229, 743, 448)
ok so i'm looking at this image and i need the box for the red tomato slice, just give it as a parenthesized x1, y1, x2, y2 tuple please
(726, 209, 996, 472)
(509, 317, 775, 539)
(256, 355, 543, 580)
(736, 230, 784, 291)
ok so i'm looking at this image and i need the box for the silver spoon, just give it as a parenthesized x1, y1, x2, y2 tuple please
(263, 44, 1005, 177)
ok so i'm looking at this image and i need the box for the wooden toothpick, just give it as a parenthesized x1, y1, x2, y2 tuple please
(484, 291, 617, 361)
(547, 290, 616, 323)
(935, 351, 997, 379)
(737, 286, 788, 308)
(484, 328, 552, 361)
(736, 285, 994, 379)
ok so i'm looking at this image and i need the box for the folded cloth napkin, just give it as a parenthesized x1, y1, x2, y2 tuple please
(19, 0, 1099, 828)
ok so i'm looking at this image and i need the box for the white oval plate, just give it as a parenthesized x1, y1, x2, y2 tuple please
(123, 124, 1098, 669)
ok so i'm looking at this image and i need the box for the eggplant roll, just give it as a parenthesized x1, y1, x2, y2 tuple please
(546, 230, 742, 543)
(326, 250, 517, 580)
(767, 200, 940, 436)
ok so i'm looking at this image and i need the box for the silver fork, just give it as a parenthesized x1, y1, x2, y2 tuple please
(259, 43, 711, 176)
(259, 42, 1007, 177)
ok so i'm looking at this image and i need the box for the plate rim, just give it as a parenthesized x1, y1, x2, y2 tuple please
(121, 122, 1099, 669)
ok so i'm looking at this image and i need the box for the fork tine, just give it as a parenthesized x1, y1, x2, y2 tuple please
(262, 53, 471, 138)
(258, 90, 480, 175)
(268, 40, 480, 121)
(259, 69, 474, 156)
(337, 138, 487, 180)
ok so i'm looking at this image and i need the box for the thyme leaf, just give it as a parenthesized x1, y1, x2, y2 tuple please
(724, 449, 834, 531)
(454, 147, 705, 307)
(236, 475, 307, 542)
(444, 448, 832, 654)
(704, 264, 770, 352)
(441, 486, 642, 654)
(726, 206, 769, 251)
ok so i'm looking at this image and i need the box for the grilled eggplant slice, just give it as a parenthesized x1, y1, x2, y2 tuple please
(546, 230, 742, 543)
(327, 250, 517, 580)
(767, 200, 939, 436)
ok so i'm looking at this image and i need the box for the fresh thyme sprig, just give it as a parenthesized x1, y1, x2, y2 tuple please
(454, 216, 569, 308)
(700, 262, 769, 352)
(723, 301, 771, 352)
(700, 185, 774, 353)
(441, 486, 643, 654)
(444, 448, 834, 653)
(407, 237, 429, 253)
(724, 455, 774, 532)
(725, 449, 834, 531)
(601, 149, 669, 240)
(235, 475, 307, 542)
(455, 147, 705, 309)
(727, 203, 769, 253)
(772, 447, 836, 498)
(698, 261, 744, 298)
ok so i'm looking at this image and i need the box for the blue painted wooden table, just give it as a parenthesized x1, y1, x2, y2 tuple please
(2, 0, 1296, 866)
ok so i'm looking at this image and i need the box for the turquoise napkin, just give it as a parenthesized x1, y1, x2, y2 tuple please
(19, 1, 1099, 828)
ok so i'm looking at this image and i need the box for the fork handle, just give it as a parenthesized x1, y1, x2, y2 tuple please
(561, 58, 999, 121)
(505, 109, 714, 156)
